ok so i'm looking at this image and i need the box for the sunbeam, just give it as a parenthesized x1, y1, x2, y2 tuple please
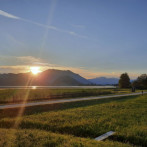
(39, 0, 57, 57)
(12, 75, 34, 129)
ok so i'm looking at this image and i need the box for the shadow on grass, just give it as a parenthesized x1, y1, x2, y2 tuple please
(0, 95, 138, 119)
(109, 134, 147, 147)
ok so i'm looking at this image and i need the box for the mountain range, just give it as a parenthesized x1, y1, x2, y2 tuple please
(0, 69, 92, 86)
(0, 69, 130, 86)
(88, 77, 119, 85)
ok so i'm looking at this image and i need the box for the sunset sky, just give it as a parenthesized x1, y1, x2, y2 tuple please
(0, 0, 147, 79)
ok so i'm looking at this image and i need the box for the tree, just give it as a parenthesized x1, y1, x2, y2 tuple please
(132, 74, 147, 89)
(119, 73, 131, 88)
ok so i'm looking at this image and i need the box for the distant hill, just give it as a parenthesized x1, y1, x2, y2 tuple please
(88, 77, 119, 85)
(0, 69, 92, 86)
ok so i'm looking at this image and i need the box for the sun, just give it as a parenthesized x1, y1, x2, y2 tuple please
(30, 67, 41, 75)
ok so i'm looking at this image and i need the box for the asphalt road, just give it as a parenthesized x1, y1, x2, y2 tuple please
(0, 92, 146, 110)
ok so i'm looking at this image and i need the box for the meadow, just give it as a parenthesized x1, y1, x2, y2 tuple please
(0, 94, 146, 146)
(0, 88, 136, 104)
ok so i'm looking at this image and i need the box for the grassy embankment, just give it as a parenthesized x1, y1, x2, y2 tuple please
(0, 88, 141, 104)
(0, 94, 146, 146)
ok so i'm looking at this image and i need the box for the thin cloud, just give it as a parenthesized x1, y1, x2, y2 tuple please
(0, 55, 43, 66)
(0, 10, 20, 19)
(0, 9, 87, 39)
(68, 31, 88, 39)
(0, 64, 139, 79)
(16, 56, 42, 64)
(0, 65, 30, 73)
(0, 55, 142, 79)
(0, 55, 140, 79)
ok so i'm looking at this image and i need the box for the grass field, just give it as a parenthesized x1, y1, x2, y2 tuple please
(0, 128, 132, 147)
(0, 88, 139, 104)
(0, 93, 147, 146)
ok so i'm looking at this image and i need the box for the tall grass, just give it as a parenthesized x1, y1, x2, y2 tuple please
(0, 88, 132, 104)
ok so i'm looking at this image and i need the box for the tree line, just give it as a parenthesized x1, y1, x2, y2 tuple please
(119, 73, 147, 89)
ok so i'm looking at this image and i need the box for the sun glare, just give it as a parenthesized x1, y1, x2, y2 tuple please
(30, 67, 41, 75)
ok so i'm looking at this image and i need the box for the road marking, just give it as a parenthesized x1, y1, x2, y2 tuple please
(95, 131, 115, 141)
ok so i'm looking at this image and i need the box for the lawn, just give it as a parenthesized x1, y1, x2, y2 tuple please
(0, 94, 146, 146)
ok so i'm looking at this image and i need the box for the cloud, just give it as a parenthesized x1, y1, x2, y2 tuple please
(0, 55, 43, 66)
(0, 55, 141, 78)
(0, 10, 20, 19)
(0, 9, 87, 39)
(0, 64, 139, 79)
(0, 56, 140, 79)
(16, 56, 42, 64)
(68, 31, 88, 39)
(0, 65, 30, 73)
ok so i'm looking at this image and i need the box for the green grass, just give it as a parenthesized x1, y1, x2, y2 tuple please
(0, 94, 147, 146)
(0, 128, 132, 147)
(0, 88, 135, 104)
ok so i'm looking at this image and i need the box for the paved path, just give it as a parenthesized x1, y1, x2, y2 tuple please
(0, 92, 146, 110)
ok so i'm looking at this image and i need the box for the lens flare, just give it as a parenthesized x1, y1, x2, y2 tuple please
(30, 67, 41, 75)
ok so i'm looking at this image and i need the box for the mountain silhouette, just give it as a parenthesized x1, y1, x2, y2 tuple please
(0, 69, 92, 86)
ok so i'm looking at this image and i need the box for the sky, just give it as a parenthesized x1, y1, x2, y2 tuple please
(0, 0, 147, 79)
